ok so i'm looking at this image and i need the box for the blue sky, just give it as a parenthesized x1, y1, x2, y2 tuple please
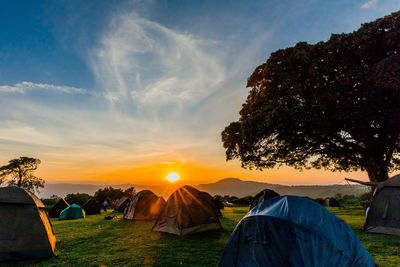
(0, 0, 399, 184)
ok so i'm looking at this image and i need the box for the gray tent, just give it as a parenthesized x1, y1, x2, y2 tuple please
(0, 187, 56, 261)
(152, 185, 222, 236)
(200, 190, 222, 217)
(115, 196, 130, 212)
(364, 174, 400, 236)
(324, 197, 342, 207)
(249, 189, 280, 210)
(48, 198, 69, 218)
(124, 190, 166, 221)
(82, 198, 101, 215)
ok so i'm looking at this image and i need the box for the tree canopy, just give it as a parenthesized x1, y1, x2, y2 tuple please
(65, 193, 91, 206)
(222, 12, 400, 183)
(0, 157, 45, 192)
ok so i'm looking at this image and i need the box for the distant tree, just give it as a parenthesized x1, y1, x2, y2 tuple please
(222, 12, 400, 184)
(231, 196, 254, 206)
(0, 157, 45, 193)
(124, 187, 136, 198)
(94, 187, 124, 203)
(65, 193, 91, 206)
(41, 198, 58, 207)
(334, 193, 358, 206)
(358, 192, 370, 208)
(227, 196, 239, 203)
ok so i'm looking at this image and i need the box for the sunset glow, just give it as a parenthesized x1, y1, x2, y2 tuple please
(0, 1, 396, 190)
(166, 172, 180, 182)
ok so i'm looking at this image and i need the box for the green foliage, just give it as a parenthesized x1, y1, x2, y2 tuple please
(358, 192, 370, 208)
(41, 198, 59, 208)
(124, 186, 136, 198)
(231, 195, 254, 205)
(334, 193, 359, 206)
(94, 187, 124, 204)
(65, 193, 91, 206)
(0, 156, 44, 193)
(222, 12, 400, 183)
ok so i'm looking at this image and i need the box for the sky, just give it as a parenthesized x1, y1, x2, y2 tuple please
(0, 0, 399, 186)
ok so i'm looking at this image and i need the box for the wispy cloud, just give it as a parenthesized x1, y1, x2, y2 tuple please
(0, 81, 85, 94)
(361, 0, 378, 9)
(90, 12, 225, 110)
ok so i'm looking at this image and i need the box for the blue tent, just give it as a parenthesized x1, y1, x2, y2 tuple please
(218, 196, 376, 267)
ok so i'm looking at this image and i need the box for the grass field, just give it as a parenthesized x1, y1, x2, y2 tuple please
(8, 206, 400, 267)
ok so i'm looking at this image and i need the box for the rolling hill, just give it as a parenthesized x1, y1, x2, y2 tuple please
(196, 178, 368, 198)
(38, 177, 368, 199)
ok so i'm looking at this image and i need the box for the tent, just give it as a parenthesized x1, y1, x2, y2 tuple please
(218, 196, 376, 267)
(82, 198, 101, 215)
(59, 204, 85, 220)
(200, 190, 222, 217)
(48, 198, 69, 218)
(249, 189, 279, 210)
(124, 190, 166, 221)
(115, 196, 130, 212)
(213, 197, 224, 210)
(152, 185, 222, 236)
(324, 197, 342, 207)
(0, 186, 56, 261)
(364, 174, 400, 236)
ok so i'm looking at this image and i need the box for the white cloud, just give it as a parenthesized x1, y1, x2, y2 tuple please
(0, 9, 274, 181)
(0, 81, 85, 94)
(90, 12, 225, 110)
(361, 0, 378, 9)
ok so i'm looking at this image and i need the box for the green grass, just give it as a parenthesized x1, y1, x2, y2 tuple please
(9, 207, 400, 266)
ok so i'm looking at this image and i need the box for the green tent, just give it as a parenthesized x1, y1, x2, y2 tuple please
(59, 204, 85, 220)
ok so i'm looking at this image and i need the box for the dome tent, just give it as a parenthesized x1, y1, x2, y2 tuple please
(364, 174, 400, 236)
(200, 190, 222, 217)
(115, 196, 130, 212)
(0, 187, 56, 261)
(48, 198, 69, 218)
(152, 185, 222, 236)
(219, 196, 376, 267)
(82, 198, 101, 215)
(124, 190, 165, 221)
(324, 197, 342, 207)
(249, 188, 279, 210)
(59, 204, 85, 220)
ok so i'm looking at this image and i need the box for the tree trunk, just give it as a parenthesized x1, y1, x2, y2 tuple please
(364, 157, 389, 205)
(17, 171, 22, 187)
(364, 159, 389, 183)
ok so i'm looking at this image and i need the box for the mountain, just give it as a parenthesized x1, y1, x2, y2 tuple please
(196, 178, 367, 198)
(37, 177, 368, 199)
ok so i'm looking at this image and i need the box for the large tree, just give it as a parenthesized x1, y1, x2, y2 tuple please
(0, 157, 45, 192)
(222, 12, 400, 183)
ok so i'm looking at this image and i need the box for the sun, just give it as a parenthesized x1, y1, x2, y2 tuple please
(166, 172, 180, 182)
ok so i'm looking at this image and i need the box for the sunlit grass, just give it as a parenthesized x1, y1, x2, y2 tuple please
(11, 207, 400, 266)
